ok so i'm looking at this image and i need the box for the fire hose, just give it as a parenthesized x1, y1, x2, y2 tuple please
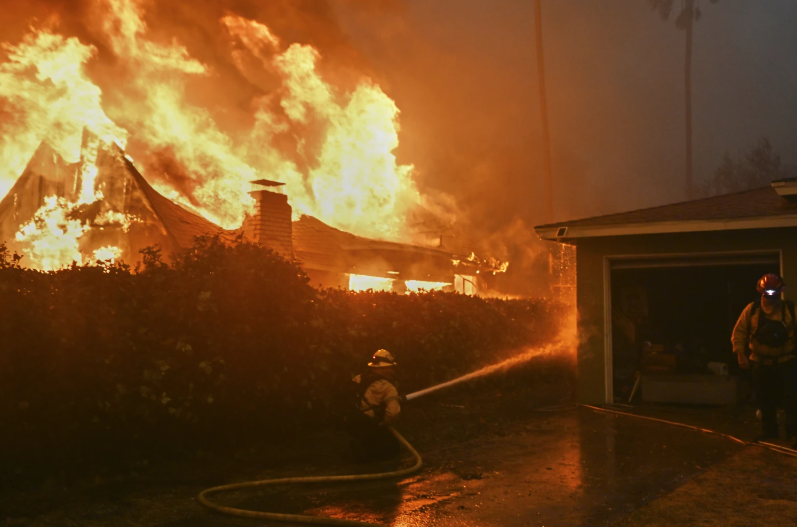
(198, 426, 423, 527)
(198, 399, 797, 524)
(582, 404, 797, 458)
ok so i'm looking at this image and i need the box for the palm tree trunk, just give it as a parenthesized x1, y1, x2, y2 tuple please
(684, 0, 694, 198)
(534, 0, 554, 221)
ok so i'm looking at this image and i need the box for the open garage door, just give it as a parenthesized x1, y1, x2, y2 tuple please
(611, 252, 780, 270)
(608, 251, 780, 404)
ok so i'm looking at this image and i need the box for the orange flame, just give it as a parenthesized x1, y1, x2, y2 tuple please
(348, 274, 454, 294)
(12, 133, 138, 269)
(1, 0, 454, 271)
(404, 280, 451, 292)
(226, 16, 422, 239)
(348, 274, 394, 292)
(15, 196, 89, 269)
(0, 29, 127, 198)
(93, 245, 123, 263)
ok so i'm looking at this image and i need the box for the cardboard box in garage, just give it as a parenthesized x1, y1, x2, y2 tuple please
(641, 373, 738, 405)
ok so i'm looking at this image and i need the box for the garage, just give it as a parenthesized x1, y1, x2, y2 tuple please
(610, 252, 779, 403)
(535, 179, 797, 404)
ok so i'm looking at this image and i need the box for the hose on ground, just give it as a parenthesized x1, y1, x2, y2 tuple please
(198, 426, 422, 526)
(582, 404, 797, 458)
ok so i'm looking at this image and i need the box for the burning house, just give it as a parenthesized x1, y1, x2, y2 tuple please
(246, 179, 496, 293)
(1, 136, 232, 268)
(0, 2, 509, 295)
(1, 136, 499, 293)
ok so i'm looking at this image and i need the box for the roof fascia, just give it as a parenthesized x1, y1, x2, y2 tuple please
(295, 259, 348, 273)
(341, 241, 452, 258)
(124, 159, 182, 249)
(535, 214, 797, 241)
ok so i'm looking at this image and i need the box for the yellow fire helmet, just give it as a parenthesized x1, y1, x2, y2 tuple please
(368, 349, 397, 368)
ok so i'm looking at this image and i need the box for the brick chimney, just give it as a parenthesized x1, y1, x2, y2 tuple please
(247, 179, 293, 258)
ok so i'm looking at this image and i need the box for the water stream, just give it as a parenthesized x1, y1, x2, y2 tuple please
(405, 343, 567, 401)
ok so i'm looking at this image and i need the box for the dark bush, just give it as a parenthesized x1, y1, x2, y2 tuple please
(0, 237, 569, 485)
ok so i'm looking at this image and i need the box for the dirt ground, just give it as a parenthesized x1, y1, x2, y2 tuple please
(2, 375, 797, 526)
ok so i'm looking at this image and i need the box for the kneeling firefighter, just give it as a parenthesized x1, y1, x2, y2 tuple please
(348, 349, 403, 462)
(732, 273, 797, 446)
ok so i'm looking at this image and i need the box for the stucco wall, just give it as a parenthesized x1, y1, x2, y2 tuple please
(572, 226, 797, 404)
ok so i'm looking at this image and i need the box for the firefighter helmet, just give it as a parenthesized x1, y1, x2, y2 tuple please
(368, 349, 397, 368)
(757, 273, 785, 296)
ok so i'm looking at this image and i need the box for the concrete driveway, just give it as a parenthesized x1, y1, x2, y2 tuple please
(242, 406, 743, 526)
(5, 386, 796, 527)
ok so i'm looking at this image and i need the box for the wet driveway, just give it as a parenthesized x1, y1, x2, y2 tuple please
(8, 389, 774, 527)
(214, 406, 743, 526)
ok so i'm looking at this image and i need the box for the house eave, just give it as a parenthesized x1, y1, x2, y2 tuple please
(535, 215, 797, 241)
(341, 241, 452, 258)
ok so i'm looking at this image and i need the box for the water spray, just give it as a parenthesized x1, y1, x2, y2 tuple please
(405, 343, 564, 402)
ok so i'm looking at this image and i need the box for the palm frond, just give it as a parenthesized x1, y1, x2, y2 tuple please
(675, 6, 691, 30)
(648, 0, 674, 21)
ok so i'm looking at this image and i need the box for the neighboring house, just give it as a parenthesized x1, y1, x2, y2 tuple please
(535, 182, 797, 405)
(2, 137, 495, 292)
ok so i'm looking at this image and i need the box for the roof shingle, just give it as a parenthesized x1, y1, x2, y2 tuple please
(538, 186, 797, 230)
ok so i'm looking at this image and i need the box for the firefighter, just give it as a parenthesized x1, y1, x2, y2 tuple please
(732, 273, 797, 446)
(348, 349, 402, 462)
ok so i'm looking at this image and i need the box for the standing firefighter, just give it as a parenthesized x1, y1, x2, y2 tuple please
(348, 349, 402, 462)
(732, 273, 797, 446)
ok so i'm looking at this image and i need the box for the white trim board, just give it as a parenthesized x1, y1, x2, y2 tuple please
(603, 256, 613, 404)
(536, 215, 797, 241)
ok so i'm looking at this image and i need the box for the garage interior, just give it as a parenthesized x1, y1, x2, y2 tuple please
(610, 253, 780, 404)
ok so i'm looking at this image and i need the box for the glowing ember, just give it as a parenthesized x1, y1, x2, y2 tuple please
(348, 274, 394, 292)
(454, 253, 509, 275)
(348, 276, 455, 294)
(93, 246, 122, 262)
(77, 134, 102, 204)
(94, 210, 138, 231)
(405, 280, 451, 292)
(15, 197, 89, 270)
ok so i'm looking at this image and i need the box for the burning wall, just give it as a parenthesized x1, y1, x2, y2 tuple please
(1, 133, 230, 269)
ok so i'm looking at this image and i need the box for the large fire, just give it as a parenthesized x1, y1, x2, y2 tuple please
(348, 275, 453, 294)
(0, 0, 432, 270)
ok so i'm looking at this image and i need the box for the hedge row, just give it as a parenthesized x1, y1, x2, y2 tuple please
(0, 237, 570, 483)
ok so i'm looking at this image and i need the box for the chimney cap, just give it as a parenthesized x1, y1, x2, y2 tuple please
(251, 179, 286, 188)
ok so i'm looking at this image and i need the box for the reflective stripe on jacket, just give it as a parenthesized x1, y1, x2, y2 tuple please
(732, 300, 795, 360)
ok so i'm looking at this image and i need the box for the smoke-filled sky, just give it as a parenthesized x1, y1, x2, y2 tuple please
(1, 0, 797, 290)
(332, 0, 797, 229)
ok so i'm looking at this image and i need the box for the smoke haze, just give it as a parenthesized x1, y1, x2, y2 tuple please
(330, 0, 797, 294)
(333, 0, 797, 226)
